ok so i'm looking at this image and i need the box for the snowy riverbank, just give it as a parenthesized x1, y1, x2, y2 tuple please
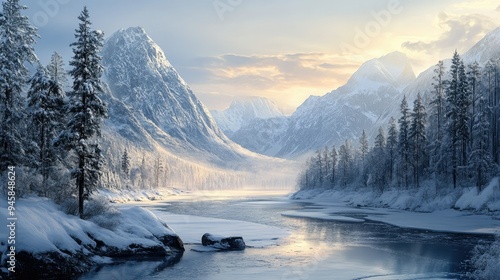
(0, 197, 184, 279)
(291, 178, 500, 234)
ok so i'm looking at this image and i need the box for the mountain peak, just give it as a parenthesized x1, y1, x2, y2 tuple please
(347, 51, 416, 89)
(104, 26, 174, 73)
(211, 97, 283, 134)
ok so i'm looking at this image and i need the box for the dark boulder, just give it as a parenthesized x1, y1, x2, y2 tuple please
(201, 233, 246, 250)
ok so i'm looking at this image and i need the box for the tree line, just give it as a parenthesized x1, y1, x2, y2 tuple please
(0, 1, 106, 217)
(299, 51, 500, 193)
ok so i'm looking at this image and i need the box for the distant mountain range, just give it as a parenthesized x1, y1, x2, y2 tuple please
(211, 97, 284, 136)
(214, 27, 500, 159)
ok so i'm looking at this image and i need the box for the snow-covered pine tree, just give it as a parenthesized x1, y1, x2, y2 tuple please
(121, 149, 130, 178)
(359, 130, 369, 187)
(469, 94, 496, 192)
(446, 51, 469, 188)
(338, 140, 353, 187)
(428, 60, 447, 181)
(323, 146, 330, 186)
(153, 156, 163, 188)
(27, 65, 66, 194)
(484, 60, 499, 164)
(0, 0, 38, 171)
(371, 126, 387, 190)
(315, 149, 323, 186)
(467, 62, 481, 151)
(60, 7, 107, 217)
(47, 52, 68, 88)
(409, 93, 428, 188)
(387, 117, 398, 183)
(398, 96, 411, 189)
(330, 145, 337, 185)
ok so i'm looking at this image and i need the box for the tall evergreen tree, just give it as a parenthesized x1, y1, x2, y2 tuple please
(47, 52, 68, 88)
(387, 117, 398, 183)
(429, 60, 447, 180)
(371, 127, 387, 190)
(467, 62, 481, 151)
(469, 95, 495, 191)
(398, 96, 411, 189)
(27, 65, 65, 193)
(121, 149, 130, 178)
(409, 93, 428, 188)
(446, 51, 469, 188)
(330, 145, 337, 185)
(359, 130, 369, 186)
(58, 7, 107, 217)
(0, 0, 38, 170)
(338, 140, 353, 187)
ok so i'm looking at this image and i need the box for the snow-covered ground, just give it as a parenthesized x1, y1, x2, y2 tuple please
(0, 196, 183, 278)
(291, 179, 500, 235)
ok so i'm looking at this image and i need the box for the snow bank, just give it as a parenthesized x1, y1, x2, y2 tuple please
(293, 178, 500, 213)
(0, 197, 183, 278)
(97, 187, 184, 203)
(468, 236, 500, 280)
(290, 180, 500, 235)
(0, 197, 178, 254)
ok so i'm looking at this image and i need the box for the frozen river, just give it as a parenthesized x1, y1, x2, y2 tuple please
(80, 193, 493, 280)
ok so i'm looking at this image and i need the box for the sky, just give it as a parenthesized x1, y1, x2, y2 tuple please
(25, 0, 500, 114)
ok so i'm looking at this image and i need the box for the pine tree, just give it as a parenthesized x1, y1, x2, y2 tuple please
(387, 117, 398, 183)
(398, 96, 411, 189)
(371, 127, 387, 190)
(315, 150, 323, 186)
(0, 0, 38, 171)
(484, 60, 499, 164)
(47, 52, 68, 88)
(359, 130, 369, 186)
(409, 93, 428, 188)
(154, 156, 163, 188)
(26, 65, 66, 194)
(469, 95, 495, 191)
(429, 60, 446, 180)
(330, 145, 337, 185)
(338, 140, 353, 187)
(121, 150, 130, 178)
(446, 51, 469, 188)
(58, 7, 107, 217)
(467, 62, 481, 151)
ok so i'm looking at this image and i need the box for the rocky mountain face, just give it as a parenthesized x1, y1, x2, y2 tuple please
(101, 27, 247, 166)
(211, 96, 284, 136)
(226, 52, 416, 158)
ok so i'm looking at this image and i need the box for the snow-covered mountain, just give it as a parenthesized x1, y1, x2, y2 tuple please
(230, 51, 416, 158)
(211, 96, 283, 136)
(101, 27, 248, 166)
(96, 27, 297, 189)
(231, 27, 500, 159)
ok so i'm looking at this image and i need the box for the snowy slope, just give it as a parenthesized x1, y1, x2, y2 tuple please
(211, 96, 283, 136)
(374, 26, 500, 132)
(231, 51, 416, 158)
(101, 27, 248, 165)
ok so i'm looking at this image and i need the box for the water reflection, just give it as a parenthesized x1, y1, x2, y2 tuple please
(79, 197, 490, 280)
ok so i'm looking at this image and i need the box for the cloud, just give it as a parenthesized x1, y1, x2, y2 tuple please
(188, 53, 357, 92)
(497, 5, 500, 12)
(402, 12, 496, 54)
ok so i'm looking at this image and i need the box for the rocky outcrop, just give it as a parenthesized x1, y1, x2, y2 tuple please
(201, 233, 246, 250)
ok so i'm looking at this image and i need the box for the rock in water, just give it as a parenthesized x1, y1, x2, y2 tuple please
(201, 233, 246, 250)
